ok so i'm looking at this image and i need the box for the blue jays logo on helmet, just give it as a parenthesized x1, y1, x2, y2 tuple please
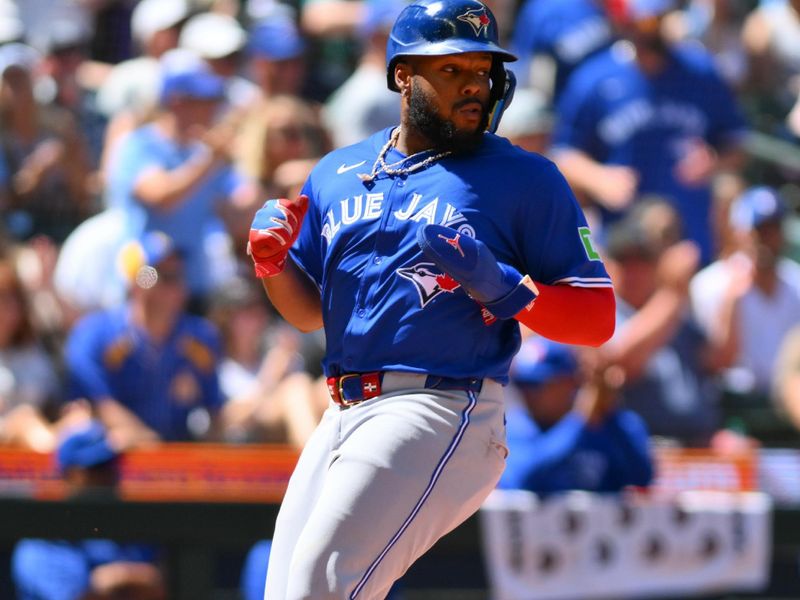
(457, 7, 491, 37)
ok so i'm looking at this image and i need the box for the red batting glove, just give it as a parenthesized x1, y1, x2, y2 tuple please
(247, 195, 309, 278)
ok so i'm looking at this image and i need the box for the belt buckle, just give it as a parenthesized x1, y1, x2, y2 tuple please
(337, 373, 362, 408)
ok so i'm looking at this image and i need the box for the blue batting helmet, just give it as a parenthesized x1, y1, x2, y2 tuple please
(386, 0, 516, 91)
(385, 0, 517, 132)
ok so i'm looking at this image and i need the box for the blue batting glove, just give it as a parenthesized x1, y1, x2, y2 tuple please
(416, 224, 538, 319)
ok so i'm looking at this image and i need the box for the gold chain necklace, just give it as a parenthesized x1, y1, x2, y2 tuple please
(358, 128, 452, 183)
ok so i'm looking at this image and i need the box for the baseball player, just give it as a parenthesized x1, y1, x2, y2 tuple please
(551, 0, 748, 264)
(509, 0, 615, 103)
(248, 0, 615, 597)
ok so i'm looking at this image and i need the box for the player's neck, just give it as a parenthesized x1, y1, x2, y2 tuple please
(396, 124, 439, 156)
(634, 45, 669, 76)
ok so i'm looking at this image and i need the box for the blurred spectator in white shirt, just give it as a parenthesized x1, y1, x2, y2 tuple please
(179, 11, 259, 111)
(322, 0, 403, 148)
(691, 186, 800, 400)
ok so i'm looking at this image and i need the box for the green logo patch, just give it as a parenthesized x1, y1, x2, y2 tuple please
(578, 226, 601, 261)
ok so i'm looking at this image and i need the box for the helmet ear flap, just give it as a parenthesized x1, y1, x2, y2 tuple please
(486, 65, 515, 133)
(387, 57, 401, 92)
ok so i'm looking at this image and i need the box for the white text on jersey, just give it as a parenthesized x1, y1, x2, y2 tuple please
(320, 193, 469, 243)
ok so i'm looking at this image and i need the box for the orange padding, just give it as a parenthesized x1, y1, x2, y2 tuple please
(515, 284, 616, 347)
(0, 444, 300, 504)
(0, 444, 758, 503)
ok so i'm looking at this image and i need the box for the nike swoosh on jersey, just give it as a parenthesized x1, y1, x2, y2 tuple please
(337, 160, 367, 174)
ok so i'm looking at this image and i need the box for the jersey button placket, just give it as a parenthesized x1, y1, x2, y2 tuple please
(353, 178, 401, 326)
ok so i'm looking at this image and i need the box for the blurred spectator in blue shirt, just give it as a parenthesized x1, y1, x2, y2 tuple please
(12, 420, 165, 600)
(105, 50, 258, 305)
(552, 0, 748, 264)
(509, 0, 615, 104)
(498, 336, 653, 496)
(247, 12, 308, 102)
(65, 232, 224, 447)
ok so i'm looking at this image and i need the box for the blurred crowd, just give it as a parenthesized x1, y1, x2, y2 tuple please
(0, 0, 798, 596)
(0, 0, 795, 464)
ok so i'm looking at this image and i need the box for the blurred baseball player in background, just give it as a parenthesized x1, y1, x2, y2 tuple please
(248, 0, 615, 596)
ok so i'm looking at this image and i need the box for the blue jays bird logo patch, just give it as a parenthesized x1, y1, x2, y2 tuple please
(457, 8, 490, 37)
(397, 262, 461, 307)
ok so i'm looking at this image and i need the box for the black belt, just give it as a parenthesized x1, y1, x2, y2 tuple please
(326, 371, 485, 409)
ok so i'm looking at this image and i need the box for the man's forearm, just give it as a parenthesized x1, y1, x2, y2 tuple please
(261, 258, 324, 333)
(553, 149, 606, 198)
(134, 151, 224, 208)
(606, 288, 685, 378)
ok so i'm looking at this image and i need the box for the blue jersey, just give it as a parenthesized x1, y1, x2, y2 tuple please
(510, 0, 614, 101)
(65, 305, 223, 441)
(290, 128, 612, 383)
(553, 43, 748, 262)
(615, 299, 721, 446)
(497, 403, 653, 495)
(12, 539, 157, 600)
(106, 123, 245, 295)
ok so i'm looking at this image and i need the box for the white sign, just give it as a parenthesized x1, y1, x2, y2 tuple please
(480, 490, 772, 600)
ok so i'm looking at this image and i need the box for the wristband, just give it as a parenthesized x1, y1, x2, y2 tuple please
(483, 274, 539, 319)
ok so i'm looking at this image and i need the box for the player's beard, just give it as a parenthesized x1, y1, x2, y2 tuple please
(407, 84, 488, 154)
(632, 31, 670, 56)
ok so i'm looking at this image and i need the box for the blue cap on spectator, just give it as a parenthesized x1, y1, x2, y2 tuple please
(511, 337, 579, 387)
(56, 421, 118, 472)
(159, 48, 225, 105)
(361, 0, 407, 36)
(628, 0, 675, 19)
(249, 18, 305, 60)
(730, 186, 788, 231)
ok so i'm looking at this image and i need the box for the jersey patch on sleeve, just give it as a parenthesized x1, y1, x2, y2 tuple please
(578, 226, 601, 261)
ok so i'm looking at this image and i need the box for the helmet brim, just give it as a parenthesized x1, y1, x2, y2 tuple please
(387, 41, 516, 91)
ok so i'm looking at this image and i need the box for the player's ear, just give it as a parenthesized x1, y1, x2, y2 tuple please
(394, 61, 413, 95)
